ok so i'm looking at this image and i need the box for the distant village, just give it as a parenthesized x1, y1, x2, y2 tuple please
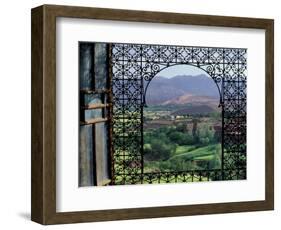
(144, 111, 222, 139)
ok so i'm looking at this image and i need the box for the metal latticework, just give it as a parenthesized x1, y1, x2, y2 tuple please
(110, 43, 247, 185)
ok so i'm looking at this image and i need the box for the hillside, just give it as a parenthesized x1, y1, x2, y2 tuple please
(162, 93, 219, 107)
(145, 74, 220, 105)
(171, 105, 216, 115)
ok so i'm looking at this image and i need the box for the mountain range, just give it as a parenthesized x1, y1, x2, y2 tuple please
(145, 74, 220, 107)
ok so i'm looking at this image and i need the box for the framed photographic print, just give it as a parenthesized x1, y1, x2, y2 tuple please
(31, 4, 274, 225)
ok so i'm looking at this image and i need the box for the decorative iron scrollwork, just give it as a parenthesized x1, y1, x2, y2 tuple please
(111, 43, 247, 185)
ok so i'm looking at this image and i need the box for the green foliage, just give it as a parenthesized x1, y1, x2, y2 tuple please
(160, 159, 195, 171)
(209, 111, 221, 119)
(175, 122, 186, 132)
(208, 145, 221, 169)
(195, 124, 215, 146)
(168, 131, 193, 145)
(143, 116, 221, 173)
(144, 138, 176, 161)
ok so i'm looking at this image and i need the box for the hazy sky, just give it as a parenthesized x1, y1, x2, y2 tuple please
(157, 64, 209, 79)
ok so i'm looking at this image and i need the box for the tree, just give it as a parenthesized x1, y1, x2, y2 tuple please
(144, 139, 176, 161)
(192, 118, 198, 138)
(196, 124, 215, 146)
(209, 145, 221, 169)
(168, 130, 194, 145)
(175, 122, 186, 132)
(169, 131, 185, 145)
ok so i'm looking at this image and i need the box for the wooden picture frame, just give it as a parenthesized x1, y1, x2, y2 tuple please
(31, 4, 274, 225)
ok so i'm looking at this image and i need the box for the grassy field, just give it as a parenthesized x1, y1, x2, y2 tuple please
(174, 145, 197, 155)
(172, 144, 220, 161)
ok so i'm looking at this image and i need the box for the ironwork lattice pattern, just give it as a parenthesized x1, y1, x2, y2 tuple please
(110, 43, 247, 185)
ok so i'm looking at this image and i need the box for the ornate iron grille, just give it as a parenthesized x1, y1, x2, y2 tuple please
(110, 43, 247, 185)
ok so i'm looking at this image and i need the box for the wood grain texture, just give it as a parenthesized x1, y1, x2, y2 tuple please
(31, 5, 57, 224)
(265, 20, 274, 210)
(31, 6, 44, 224)
(31, 4, 274, 225)
(79, 43, 95, 187)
